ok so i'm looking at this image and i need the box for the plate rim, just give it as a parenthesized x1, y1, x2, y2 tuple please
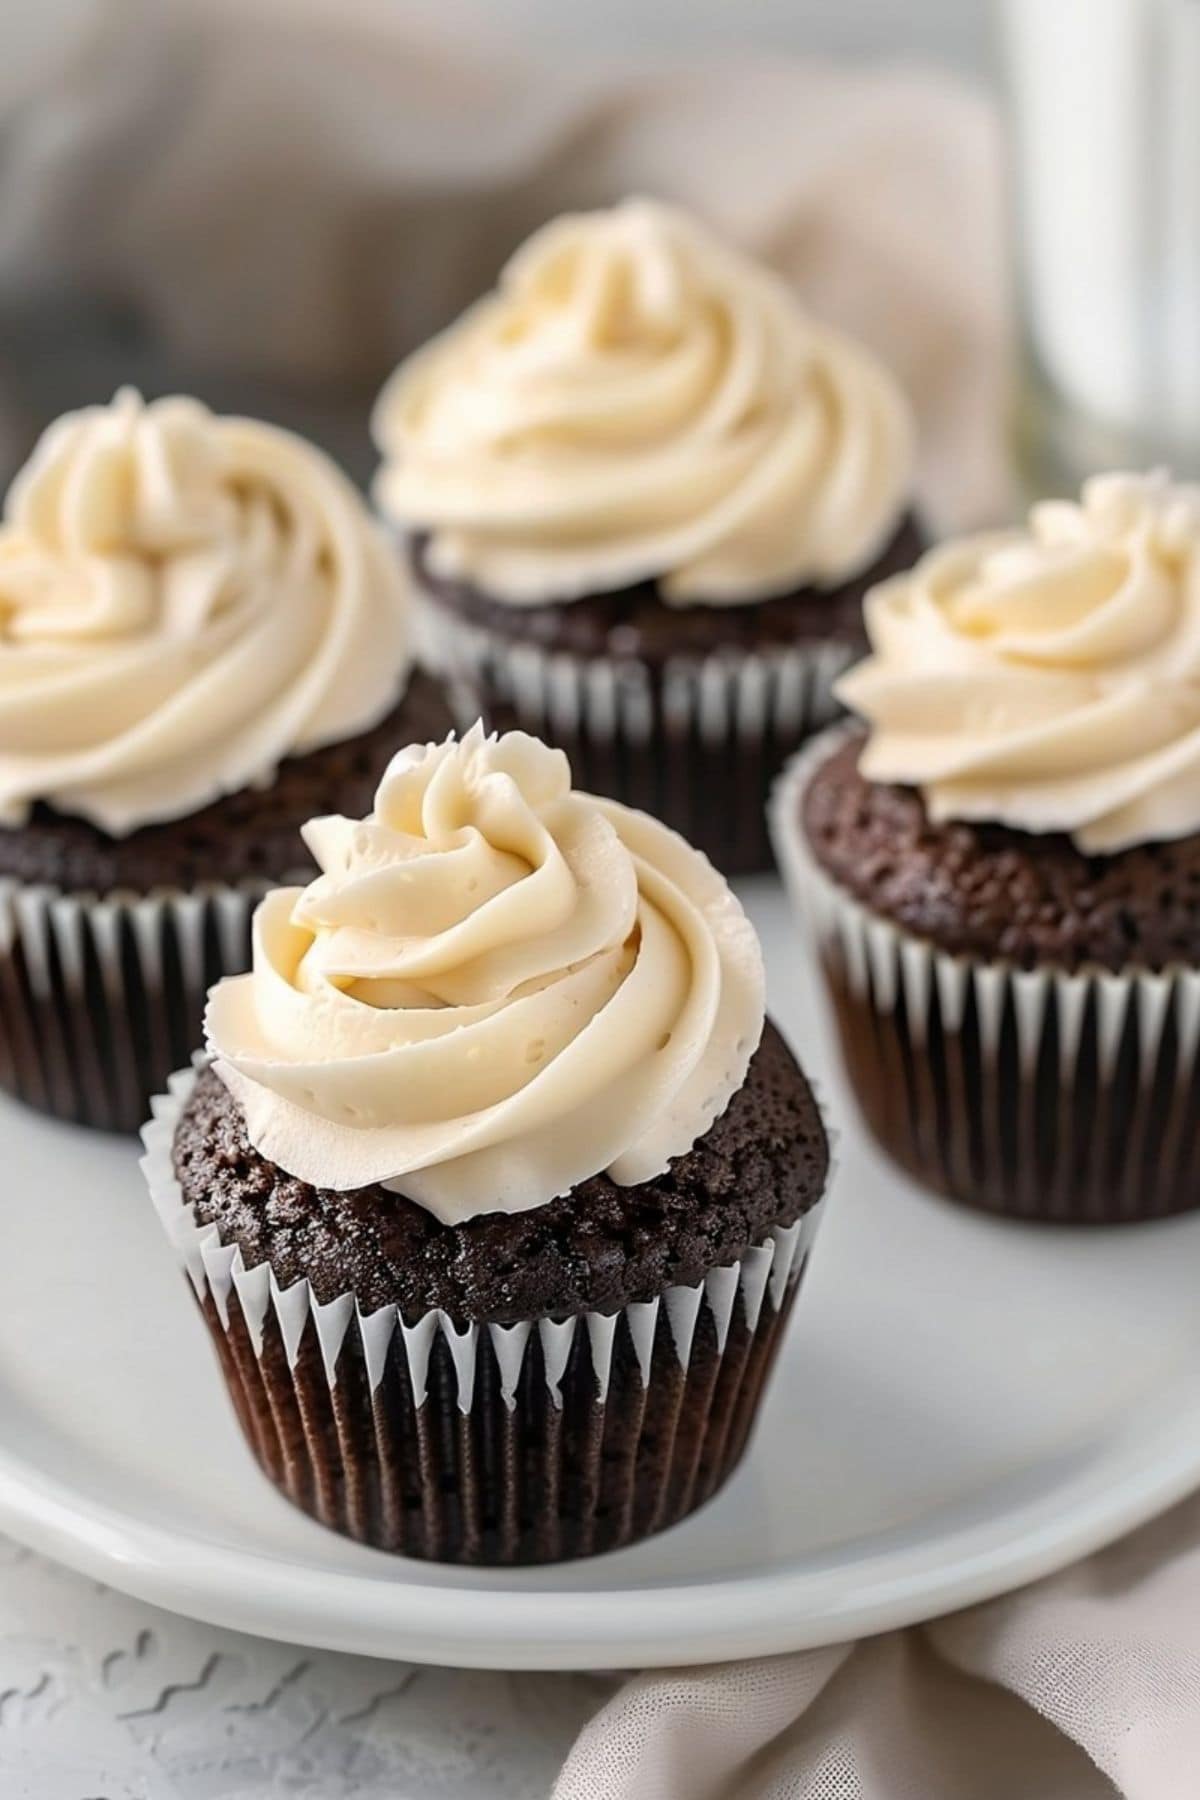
(1, 1394, 1198, 1670)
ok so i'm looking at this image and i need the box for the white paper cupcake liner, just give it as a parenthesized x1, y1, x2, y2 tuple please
(0, 876, 269, 1132)
(424, 599, 858, 873)
(142, 1062, 830, 1564)
(770, 726, 1200, 1224)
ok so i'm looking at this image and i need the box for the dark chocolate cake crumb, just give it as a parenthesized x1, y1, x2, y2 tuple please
(412, 513, 924, 665)
(173, 1021, 828, 1323)
(0, 668, 454, 896)
(802, 732, 1200, 973)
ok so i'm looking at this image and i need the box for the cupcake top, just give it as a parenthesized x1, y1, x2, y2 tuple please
(0, 389, 411, 837)
(372, 198, 913, 608)
(206, 724, 765, 1225)
(838, 472, 1200, 853)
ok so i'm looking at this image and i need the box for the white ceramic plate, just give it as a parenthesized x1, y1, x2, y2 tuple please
(0, 877, 1198, 1670)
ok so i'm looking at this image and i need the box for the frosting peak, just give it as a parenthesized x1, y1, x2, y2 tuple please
(0, 389, 411, 835)
(373, 198, 913, 606)
(839, 471, 1200, 852)
(207, 725, 765, 1223)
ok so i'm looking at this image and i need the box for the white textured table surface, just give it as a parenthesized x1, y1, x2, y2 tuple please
(0, 1536, 612, 1797)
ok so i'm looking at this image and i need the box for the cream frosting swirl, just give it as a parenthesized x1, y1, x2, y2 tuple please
(207, 725, 765, 1223)
(372, 198, 913, 606)
(0, 389, 411, 836)
(838, 471, 1200, 852)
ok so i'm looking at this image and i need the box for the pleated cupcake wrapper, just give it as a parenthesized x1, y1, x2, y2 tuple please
(0, 875, 269, 1133)
(426, 605, 856, 748)
(142, 1062, 828, 1562)
(770, 726, 1200, 1223)
(424, 599, 856, 873)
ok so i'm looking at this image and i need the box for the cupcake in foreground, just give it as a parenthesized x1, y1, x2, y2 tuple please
(371, 198, 920, 874)
(772, 471, 1200, 1225)
(142, 725, 830, 1564)
(0, 388, 452, 1132)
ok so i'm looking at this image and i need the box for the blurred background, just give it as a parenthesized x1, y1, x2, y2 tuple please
(0, 0, 1191, 527)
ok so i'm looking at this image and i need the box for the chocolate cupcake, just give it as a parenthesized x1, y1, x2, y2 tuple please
(0, 389, 453, 1132)
(772, 472, 1200, 1225)
(142, 726, 829, 1564)
(372, 199, 920, 873)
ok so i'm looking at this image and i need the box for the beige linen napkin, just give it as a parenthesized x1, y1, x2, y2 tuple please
(555, 1492, 1200, 1800)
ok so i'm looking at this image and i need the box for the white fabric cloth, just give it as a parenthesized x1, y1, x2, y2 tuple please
(0, 0, 1009, 534)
